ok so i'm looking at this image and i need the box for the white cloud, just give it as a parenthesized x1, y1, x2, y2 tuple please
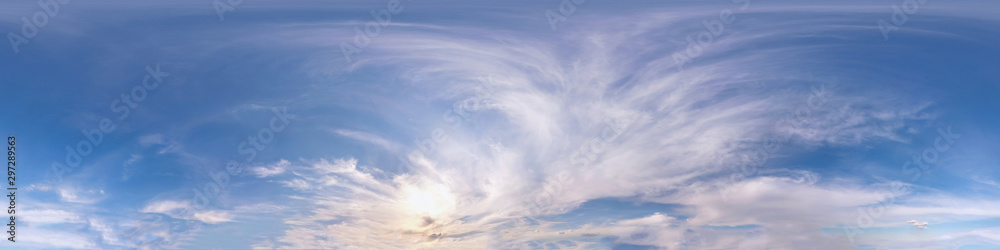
(192, 210, 235, 224)
(280, 179, 312, 191)
(140, 200, 234, 224)
(251, 159, 290, 178)
(89, 218, 125, 246)
(141, 200, 190, 214)
(235, 203, 287, 214)
(58, 186, 106, 204)
(332, 129, 401, 152)
(46, 3, 990, 249)
(19, 227, 96, 249)
(21, 209, 84, 224)
(255, 8, 957, 248)
(972, 175, 1000, 189)
(23, 183, 53, 192)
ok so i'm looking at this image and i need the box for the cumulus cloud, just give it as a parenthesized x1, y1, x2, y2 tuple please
(907, 220, 928, 229)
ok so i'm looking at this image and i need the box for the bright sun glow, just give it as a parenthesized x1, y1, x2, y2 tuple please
(409, 192, 437, 215)
(403, 183, 456, 219)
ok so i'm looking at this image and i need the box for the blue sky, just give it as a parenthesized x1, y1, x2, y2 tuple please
(1, 0, 999, 249)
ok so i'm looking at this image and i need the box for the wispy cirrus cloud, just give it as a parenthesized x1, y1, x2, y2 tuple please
(237, 5, 1000, 248)
(7, 1, 999, 249)
(332, 128, 402, 152)
(141, 200, 235, 224)
(251, 159, 290, 178)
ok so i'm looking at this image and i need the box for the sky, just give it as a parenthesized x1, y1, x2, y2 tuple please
(0, 0, 999, 249)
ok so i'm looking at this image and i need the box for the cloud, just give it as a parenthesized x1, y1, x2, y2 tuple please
(89, 218, 126, 246)
(138, 134, 166, 147)
(881, 198, 1000, 223)
(23, 183, 53, 192)
(249, 6, 968, 248)
(140, 200, 234, 224)
(19, 227, 96, 249)
(122, 154, 144, 181)
(141, 200, 190, 214)
(280, 178, 313, 191)
(332, 129, 401, 152)
(124, 154, 143, 165)
(138, 134, 185, 155)
(234, 203, 287, 214)
(23, 1, 996, 249)
(907, 220, 928, 229)
(192, 210, 236, 224)
(251, 159, 291, 178)
(972, 175, 1000, 189)
(21, 209, 84, 224)
(58, 186, 106, 204)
